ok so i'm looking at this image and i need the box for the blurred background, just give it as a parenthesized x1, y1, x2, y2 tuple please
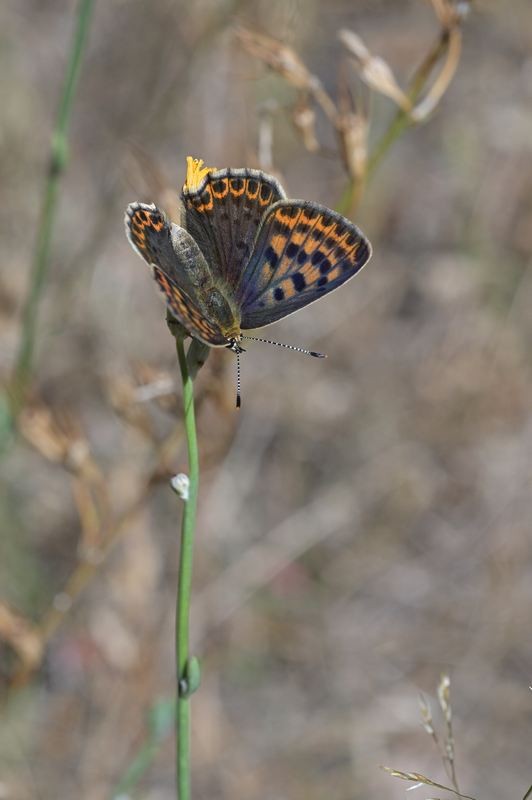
(1, 1, 531, 798)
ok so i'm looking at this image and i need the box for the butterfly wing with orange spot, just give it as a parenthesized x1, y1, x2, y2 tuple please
(182, 168, 286, 291)
(238, 201, 372, 329)
(126, 202, 227, 345)
(125, 203, 179, 278)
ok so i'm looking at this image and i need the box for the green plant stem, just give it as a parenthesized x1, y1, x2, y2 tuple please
(10, 0, 95, 414)
(174, 336, 200, 800)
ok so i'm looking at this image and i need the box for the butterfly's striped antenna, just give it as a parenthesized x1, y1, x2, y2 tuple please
(236, 350, 242, 409)
(240, 335, 326, 358)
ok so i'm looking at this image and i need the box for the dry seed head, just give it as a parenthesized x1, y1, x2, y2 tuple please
(382, 767, 476, 797)
(410, 23, 462, 123)
(437, 673, 452, 722)
(338, 30, 370, 62)
(339, 29, 412, 113)
(237, 27, 337, 124)
(381, 768, 439, 787)
(236, 28, 314, 91)
(418, 693, 436, 735)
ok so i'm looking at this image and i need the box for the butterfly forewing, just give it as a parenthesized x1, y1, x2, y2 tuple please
(182, 168, 286, 291)
(238, 201, 372, 329)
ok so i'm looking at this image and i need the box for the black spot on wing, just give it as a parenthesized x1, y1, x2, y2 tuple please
(264, 246, 278, 271)
(286, 242, 299, 259)
(212, 178, 227, 194)
(292, 273, 306, 292)
(272, 220, 291, 236)
(260, 183, 272, 202)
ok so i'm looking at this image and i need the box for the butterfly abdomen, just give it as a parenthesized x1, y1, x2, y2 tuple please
(170, 225, 212, 290)
(203, 286, 241, 341)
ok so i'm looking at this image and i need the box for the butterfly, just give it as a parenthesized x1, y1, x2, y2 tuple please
(125, 157, 372, 364)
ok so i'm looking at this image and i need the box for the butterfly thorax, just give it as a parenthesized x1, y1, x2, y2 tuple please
(202, 283, 241, 341)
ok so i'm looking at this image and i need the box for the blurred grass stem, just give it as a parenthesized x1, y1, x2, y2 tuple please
(10, 0, 94, 414)
(175, 336, 200, 800)
(110, 698, 175, 799)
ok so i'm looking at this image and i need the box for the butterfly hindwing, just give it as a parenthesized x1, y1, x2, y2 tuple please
(238, 201, 372, 329)
(151, 266, 228, 347)
(182, 168, 286, 291)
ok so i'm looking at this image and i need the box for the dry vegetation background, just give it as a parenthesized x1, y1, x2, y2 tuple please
(1, 1, 532, 798)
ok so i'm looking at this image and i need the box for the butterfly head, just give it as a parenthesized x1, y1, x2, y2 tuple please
(227, 339, 246, 355)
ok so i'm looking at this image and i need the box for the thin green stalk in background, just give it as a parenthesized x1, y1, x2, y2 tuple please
(9, 0, 95, 415)
(173, 335, 201, 800)
(110, 698, 175, 799)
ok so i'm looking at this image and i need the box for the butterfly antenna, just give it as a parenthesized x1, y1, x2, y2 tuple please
(240, 335, 326, 358)
(236, 350, 242, 409)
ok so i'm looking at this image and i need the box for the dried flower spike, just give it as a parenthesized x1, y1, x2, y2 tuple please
(339, 29, 412, 113)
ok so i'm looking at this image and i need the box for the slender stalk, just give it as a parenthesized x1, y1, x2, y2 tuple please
(10, 0, 95, 414)
(174, 336, 200, 800)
